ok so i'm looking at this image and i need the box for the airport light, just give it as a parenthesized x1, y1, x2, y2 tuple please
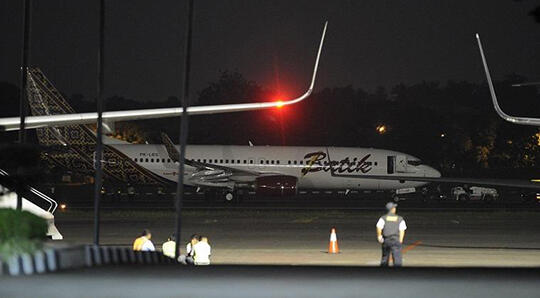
(376, 125, 387, 135)
(60, 203, 67, 211)
(440, 133, 446, 138)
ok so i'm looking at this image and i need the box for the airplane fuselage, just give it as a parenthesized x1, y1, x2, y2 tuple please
(112, 144, 441, 191)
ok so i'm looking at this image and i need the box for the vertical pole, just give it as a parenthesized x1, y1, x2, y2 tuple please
(17, 0, 32, 211)
(94, 0, 105, 246)
(175, 0, 194, 260)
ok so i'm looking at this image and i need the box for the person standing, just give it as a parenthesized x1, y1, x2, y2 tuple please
(376, 202, 407, 267)
(192, 236, 211, 265)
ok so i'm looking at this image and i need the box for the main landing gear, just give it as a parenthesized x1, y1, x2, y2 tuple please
(204, 190, 244, 205)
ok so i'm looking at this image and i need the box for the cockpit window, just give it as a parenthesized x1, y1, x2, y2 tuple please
(407, 160, 422, 166)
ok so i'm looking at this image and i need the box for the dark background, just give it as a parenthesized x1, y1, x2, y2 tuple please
(2, 0, 539, 101)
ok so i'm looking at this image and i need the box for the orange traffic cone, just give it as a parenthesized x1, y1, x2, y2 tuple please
(328, 227, 339, 254)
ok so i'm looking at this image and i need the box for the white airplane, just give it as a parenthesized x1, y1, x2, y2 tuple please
(115, 133, 441, 201)
(476, 33, 540, 126)
(15, 60, 441, 201)
(0, 22, 327, 132)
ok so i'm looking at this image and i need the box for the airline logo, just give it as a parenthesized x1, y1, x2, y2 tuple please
(301, 151, 373, 176)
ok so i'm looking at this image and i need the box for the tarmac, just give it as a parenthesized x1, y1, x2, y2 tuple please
(52, 207, 540, 267)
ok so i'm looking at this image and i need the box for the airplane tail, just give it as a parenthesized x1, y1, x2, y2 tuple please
(27, 67, 91, 147)
(26, 67, 171, 185)
(26, 67, 96, 175)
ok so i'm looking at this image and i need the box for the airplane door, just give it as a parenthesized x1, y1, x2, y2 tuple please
(395, 155, 408, 173)
(387, 156, 395, 174)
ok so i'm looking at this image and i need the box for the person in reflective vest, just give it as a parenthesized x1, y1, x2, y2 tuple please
(376, 202, 407, 267)
(133, 229, 155, 252)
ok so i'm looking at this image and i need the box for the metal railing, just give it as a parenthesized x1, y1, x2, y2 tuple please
(0, 168, 58, 214)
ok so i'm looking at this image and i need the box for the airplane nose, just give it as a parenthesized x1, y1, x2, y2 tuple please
(418, 165, 441, 178)
(426, 166, 441, 178)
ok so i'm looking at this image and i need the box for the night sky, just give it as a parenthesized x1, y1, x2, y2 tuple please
(1, 0, 539, 104)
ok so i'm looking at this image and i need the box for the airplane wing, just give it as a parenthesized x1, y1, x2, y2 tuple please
(512, 82, 540, 87)
(329, 172, 540, 189)
(160, 133, 280, 189)
(0, 22, 328, 132)
(476, 34, 540, 126)
(324, 148, 540, 190)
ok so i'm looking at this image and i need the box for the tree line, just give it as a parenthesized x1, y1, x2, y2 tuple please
(0, 71, 538, 178)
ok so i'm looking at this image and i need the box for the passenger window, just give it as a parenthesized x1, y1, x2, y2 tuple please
(237, 160, 241, 164)
(134, 158, 138, 162)
(276, 160, 280, 165)
(231, 160, 234, 164)
(225, 159, 229, 163)
(271, 160, 275, 164)
(249, 160, 253, 164)
(294, 160, 297, 165)
(167, 159, 171, 163)
(145, 158, 149, 163)
(300, 161, 303, 165)
(220, 159, 223, 163)
(288, 160, 291, 165)
(203, 159, 206, 163)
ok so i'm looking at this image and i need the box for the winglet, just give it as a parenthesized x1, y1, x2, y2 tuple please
(476, 33, 540, 126)
(307, 21, 328, 92)
(0, 22, 329, 131)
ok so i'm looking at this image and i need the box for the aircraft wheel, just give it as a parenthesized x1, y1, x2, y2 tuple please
(225, 192, 234, 202)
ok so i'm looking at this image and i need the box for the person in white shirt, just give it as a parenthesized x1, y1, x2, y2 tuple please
(141, 233, 155, 252)
(178, 234, 200, 265)
(192, 236, 211, 265)
(162, 233, 176, 258)
(376, 202, 407, 267)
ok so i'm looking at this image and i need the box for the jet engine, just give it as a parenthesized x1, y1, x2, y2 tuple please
(254, 175, 298, 196)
